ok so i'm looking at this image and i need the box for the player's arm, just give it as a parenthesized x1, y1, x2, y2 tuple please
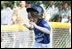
(23, 24, 34, 30)
(35, 25, 50, 34)
(31, 22, 50, 34)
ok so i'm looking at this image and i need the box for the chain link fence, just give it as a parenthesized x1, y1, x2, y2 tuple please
(1, 1, 71, 10)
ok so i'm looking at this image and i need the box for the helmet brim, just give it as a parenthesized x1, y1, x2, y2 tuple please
(26, 8, 38, 13)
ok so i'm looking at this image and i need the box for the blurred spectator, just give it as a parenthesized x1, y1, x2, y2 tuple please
(58, 5, 63, 12)
(12, 1, 30, 48)
(1, 3, 14, 48)
(61, 2, 71, 23)
(1, 3, 13, 25)
(57, 4, 63, 16)
(40, 3, 46, 19)
(52, 4, 63, 22)
(26, 2, 31, 8)
(12, 6, 21, 24)
(46, 1, 58, 22)
(67, 16, 71, 23)
(12, 1, 29, 25)
(50, 15, 62, 22)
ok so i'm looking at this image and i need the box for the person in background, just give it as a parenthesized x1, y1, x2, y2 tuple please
(1, 3, 14, 48)
(50, 15, 62, 22)
(46, 1, 58, 22)
(52, 4, 63, 22)
(57, 4, 63, 17)
(26, 2, 31, 8)
(1, 3, 13, 25)
(12, 1, 30, 48)
(61, 2, 71, 23)
(12, 5, 20, 24)
(12, 1, 29, 25)
(67, 16, 71, 23)
(40, 3, 46, 20)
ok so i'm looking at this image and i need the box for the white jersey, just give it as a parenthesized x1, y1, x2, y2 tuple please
(18, 8, 29, 25)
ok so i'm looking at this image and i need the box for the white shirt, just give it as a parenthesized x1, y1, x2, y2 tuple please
(45, 5, 58, 21)
(17, 7, 29, 25)
(61, 8, 71, 18)
(1, 7, 13, 25)
(61, 8, 71, 23)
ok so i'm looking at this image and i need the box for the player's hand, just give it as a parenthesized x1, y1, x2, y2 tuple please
(30, 22, 37, 27)
(23, 24, 29, 28)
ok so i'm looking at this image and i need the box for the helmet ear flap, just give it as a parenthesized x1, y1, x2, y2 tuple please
(37, 12, 43, 19)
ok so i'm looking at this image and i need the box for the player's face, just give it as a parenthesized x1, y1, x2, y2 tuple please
(28, 12, 38, 23)
(29, 17, 38, 23)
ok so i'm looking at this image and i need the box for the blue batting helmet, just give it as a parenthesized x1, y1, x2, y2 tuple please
(26, 5, 44, 19)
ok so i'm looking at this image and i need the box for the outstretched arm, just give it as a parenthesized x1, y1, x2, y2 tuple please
(30, 22, 50, 34)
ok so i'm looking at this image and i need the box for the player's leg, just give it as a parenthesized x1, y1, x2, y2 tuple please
(32, 41, 41, 48)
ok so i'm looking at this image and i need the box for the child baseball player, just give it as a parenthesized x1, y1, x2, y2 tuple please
(24, 5, 52, 48)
